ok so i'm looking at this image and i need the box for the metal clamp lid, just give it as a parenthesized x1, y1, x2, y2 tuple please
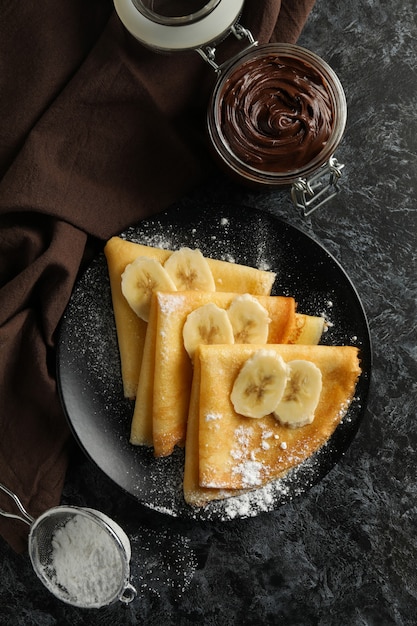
(291, 157, 345, 216)
(113, 0, 245, 51)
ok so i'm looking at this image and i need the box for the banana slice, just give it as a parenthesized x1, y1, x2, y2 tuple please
(183, 302, 234, 359)
(121, 256, 177, 322)
(164, 247, 216, 291)
(231, 349, 288, 419)
(227, 294, 271, 344)
(273, 360, 322, 428)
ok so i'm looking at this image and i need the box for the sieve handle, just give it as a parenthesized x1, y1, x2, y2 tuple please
(0, 482, 34, 526)
(119, 582, 137, 605)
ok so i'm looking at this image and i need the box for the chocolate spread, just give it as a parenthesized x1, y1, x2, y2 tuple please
(217, 53, 335, 173)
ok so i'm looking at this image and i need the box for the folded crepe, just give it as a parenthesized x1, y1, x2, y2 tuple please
(131, 291, 297, 454)
(183, 344, 361, 507)
(104, 237, 276, 399)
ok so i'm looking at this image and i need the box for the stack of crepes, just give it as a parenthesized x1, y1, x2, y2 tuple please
(0, 0, 319, 551)
(105, 237, 361, 507)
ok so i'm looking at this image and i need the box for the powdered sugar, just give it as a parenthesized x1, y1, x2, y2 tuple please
(158, 293, 186, 315)
(230, 425, 253, 460)
(232, 459, 264, 487)
(205, 412, 223, 422)
(49, 513, 126, 607)
(223, 480, 281, 519)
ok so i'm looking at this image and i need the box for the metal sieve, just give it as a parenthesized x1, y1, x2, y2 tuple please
(0, 482, 137, 608)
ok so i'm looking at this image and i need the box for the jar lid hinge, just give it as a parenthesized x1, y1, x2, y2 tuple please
(197, 23, 257, 73)
(291, 157, 345, 216)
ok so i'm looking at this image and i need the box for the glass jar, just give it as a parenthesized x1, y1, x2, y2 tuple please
(114, 0, 347, 215)
(207, 44, 346, 191)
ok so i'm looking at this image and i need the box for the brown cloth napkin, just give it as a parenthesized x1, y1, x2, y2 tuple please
(0, 0, 316, 552)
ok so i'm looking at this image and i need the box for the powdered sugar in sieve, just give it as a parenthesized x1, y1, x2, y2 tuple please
(0, 482, 137, 608)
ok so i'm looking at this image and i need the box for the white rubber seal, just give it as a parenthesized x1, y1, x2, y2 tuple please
(113, 0, 244, 50)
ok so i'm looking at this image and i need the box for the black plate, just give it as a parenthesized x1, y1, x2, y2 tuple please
(57, 203, 372, 521)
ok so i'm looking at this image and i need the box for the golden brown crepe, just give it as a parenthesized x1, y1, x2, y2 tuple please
(104, 237, 276, 399)
(183, 343, 361, 507)
(131, 291, 296, 456)
(104, 238, 170, 399)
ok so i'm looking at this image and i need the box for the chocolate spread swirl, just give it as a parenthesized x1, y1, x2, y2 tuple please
(218, 53, 335, 173)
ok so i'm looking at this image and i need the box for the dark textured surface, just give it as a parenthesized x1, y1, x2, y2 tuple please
(1, 0, 417, 624)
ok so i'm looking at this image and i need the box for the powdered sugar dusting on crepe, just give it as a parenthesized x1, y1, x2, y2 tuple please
(123, 214, 273, 276)
(58, 204, 369, 523)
